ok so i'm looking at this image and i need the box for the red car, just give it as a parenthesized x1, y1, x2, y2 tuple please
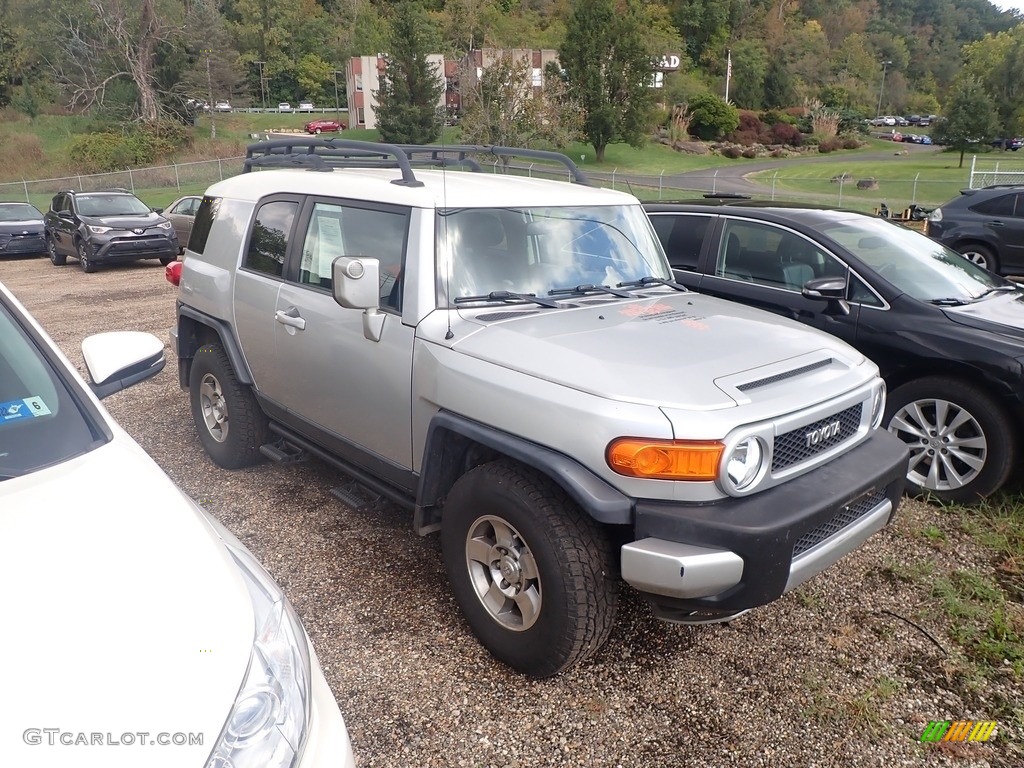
(304, 118, 345, 134)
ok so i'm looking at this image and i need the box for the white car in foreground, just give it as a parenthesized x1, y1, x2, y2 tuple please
(0, 279, 354, 768)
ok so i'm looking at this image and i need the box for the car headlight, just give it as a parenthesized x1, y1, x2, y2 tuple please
(157, 220, 173, 230)
(206, 538, 311, 768)
(722, 436, 766, 493)
(88, 225, 112, 234)
(870, 383, 886, 430)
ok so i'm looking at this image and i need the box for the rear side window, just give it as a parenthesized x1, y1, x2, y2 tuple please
(244, 201, 298, 277)
(188, 196, 221, 255)
(649, 213, 712, 270)
(971, 194, 1016, 217)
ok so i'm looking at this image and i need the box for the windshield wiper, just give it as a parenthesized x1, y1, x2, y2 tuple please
(548, 283, 633, 298)
(975, 285, 1018, 298)
(454, 291, 561, 308)
(617, 276, 689, 292)
(928, 297, 972, 306)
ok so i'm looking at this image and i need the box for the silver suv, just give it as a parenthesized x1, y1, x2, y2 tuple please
(170, 140, 909, 678)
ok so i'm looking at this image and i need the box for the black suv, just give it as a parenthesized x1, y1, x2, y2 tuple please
(925, 185, 1024, 274)
(44, 189, 179, 273)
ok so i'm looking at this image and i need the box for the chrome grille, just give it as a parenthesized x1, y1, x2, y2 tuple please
(792, 488, 888, 558)
(772, 403, 862, 472)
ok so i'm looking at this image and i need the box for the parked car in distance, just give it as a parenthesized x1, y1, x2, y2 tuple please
(159, 195, 202, 252)
(304, 118, 345, 134)
(990, 137, 1023, 151)
(44, 189, 179, 273)
(298, 101, 315, 111)
(647, 200, 1024, 503)
(278, 102, 292, 112)
(0, 278, 355, 768)
(925, 184, 1024, 274)
(870, 116, 897, 126)
(0, 202, 46, 257)
(214, 100, 231, 112)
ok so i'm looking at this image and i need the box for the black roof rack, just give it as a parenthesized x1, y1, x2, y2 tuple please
(242, 138, 592, 187)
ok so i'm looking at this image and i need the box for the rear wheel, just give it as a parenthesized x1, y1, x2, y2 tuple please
(885, 377, 1014, 504)
(77, 240, 96, 273)
(955, 243, 997, 273)
(47, 235, 66, 266)
(188, 343, 268, 469)
(441, 460, 617, 678)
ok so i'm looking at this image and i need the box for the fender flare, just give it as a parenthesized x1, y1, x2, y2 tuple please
(174, 303, 254, 387)
(413, 410, 633, 535)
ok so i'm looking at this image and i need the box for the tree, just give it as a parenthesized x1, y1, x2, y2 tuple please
(932, 76, 999, 168)
(458, 51, 580, 150)
(374, 0, 444, 144)
(559, 0, 654, 162)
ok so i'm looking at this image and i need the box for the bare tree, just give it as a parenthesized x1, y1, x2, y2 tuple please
(50, 0, 177, 121)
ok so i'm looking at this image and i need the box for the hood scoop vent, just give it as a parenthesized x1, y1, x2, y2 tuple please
(475, 310, 540, 322)
(738, 358, 833, 392)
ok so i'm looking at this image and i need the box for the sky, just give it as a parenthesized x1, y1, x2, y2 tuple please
(992, 0, 1024, 12)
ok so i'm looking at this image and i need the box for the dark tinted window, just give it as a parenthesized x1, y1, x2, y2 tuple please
(971, 194, 1016, 217)
(650, 214, 711, 270)
(188, 196, 221, 255)
(245, 201, 297, 277)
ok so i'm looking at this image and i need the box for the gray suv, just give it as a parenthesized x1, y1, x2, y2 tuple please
(170, 140, 908, 678)
(44, 189, 179, 273)
(926, 184, 1024, 274)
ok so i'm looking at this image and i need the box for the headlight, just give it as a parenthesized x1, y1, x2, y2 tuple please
(928, 208, 942, 222)
(870, 383, 886, 429)
(88, 225, 112, 234)
(722, 436, 766, 492)
(157, 220, 173, 229)
(206, 539, 311, 768)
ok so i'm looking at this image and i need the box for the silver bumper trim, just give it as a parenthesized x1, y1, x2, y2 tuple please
(621, 539, 744, 599)
(784, 498, 893, 592)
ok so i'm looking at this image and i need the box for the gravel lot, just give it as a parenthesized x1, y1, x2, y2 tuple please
(3, 255, 1019, 767)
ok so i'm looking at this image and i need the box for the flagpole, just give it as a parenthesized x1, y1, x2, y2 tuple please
(725, 48, 732, 102)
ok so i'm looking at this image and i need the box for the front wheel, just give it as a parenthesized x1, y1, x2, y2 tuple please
(441, 460, 618, 678)
(885, 377, 1015, 504)
(956, 243, 997, 273)
(314, 127, 322, 134)
(188, 343, 268, 469)
(77, 240, 96, 273)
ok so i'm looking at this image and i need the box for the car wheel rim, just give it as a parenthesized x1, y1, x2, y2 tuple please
(887, 398, 987, 492)
(48, 239, 56, 261)
(962, 251, 989, 269)
(199, 373, 229, 442)
(78, 244, 89, 268)
(464, 514, 541, 632)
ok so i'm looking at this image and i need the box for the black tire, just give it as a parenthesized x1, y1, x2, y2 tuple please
(955, 243, 997, 273)
(885, 376, 1015, 504)
(441, 460, 617, 678)
(47, 235, 66, 266)
(188, 343, 268, 469)
(159, 256, 175, 266)
(77, 240, 97, 273)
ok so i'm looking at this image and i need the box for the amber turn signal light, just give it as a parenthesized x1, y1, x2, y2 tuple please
(606, 438, 724, 480)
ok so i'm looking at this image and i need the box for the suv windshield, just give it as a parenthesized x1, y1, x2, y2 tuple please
(76, 194, 152, 217)
(0, 203, 42, 221)
(822, 217, 1009, 301)
(0, 300, 101, 479)
(436, 204, 670, 304)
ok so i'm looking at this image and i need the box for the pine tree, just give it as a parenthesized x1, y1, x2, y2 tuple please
(374, 0, 444, 145)
(559, 0, 654, 162)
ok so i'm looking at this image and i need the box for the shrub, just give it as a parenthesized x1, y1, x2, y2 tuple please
(742, 148, 757, 158)
(721, 145, 743, 158)
(818, 137, 844, 153)
(66, 120, 191, 173)
(687, 93, 740, 141)
(770, 122, 803, 147)
(842, 135, 862, 150)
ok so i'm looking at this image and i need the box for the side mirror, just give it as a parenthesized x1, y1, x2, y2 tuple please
(57, 210, 73, 220)
(801, 277, 850, 316)
(81, 331, 165, 399)
(154, 207, 164, 214)
(332, 256, 385, 342)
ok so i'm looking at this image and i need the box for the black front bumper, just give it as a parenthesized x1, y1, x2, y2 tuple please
(91, 236, 179, 262)
(630, 429, 909, 613)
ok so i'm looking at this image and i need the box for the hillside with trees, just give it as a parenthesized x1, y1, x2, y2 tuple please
(0, 0, 1022, 164)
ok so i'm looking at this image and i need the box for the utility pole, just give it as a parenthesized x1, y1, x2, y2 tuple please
(254, 60, 267, 110)
(204, 49, 216, 139)
(876, 60, 892, 118)
(724, 48, 732, 103)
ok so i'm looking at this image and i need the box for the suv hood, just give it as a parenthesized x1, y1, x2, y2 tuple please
(1, 436, 252, 766)
(450, 292, 866, 410)
(943, 291, 1024, 343)
(81, 212, 165, 229)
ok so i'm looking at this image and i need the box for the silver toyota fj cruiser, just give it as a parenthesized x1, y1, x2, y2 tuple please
(170, 140, 909, 678)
